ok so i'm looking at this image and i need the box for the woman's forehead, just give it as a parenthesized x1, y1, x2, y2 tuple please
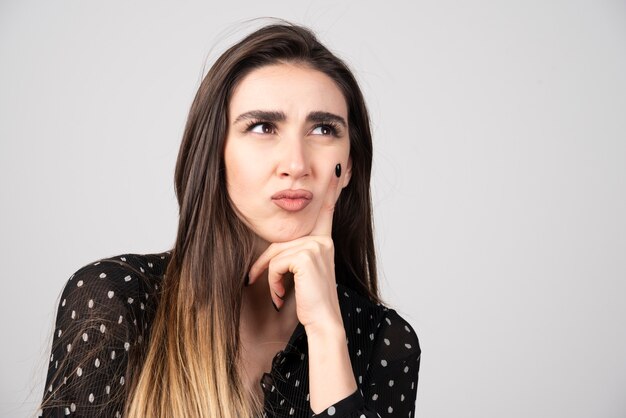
(229, 63, 348, 121)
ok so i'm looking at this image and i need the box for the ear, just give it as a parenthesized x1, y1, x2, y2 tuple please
(342, 156, 353, 189)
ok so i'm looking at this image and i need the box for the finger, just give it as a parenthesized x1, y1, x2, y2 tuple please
(265, 252, 303, 310)
(310, 163, 342, 237)
(248, 237, 310, 285)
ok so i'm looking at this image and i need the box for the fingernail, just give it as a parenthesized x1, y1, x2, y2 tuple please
(335, 163, 341, 178)
(271, 300, 280, 312)
(274, 290, 285, 301)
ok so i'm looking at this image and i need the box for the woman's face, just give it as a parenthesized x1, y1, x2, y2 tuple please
(224, 62, 352, 244)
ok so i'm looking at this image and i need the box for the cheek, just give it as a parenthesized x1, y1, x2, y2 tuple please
(224, 146, 264, 203)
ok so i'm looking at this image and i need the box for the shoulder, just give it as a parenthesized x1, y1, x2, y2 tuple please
(336, 283, 420, 357)
(55, 251, 171, 330)
(60, 251, 170, 295)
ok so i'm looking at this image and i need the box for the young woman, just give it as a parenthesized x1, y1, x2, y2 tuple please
(37, 23, 421, 418)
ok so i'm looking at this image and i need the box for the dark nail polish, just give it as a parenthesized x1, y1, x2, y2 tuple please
(335, 163, 341, 178)
(274, 290, 285, 301)
(271, 300, 280, 312)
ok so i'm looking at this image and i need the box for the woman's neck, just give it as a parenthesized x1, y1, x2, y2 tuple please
(240, 267, 298, 341)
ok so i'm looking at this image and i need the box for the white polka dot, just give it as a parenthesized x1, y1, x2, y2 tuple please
(404, 366, 409, 373)
(89, 393, 94, 403)
(124, 275, 132, 282)
(99, 272, 107, 278)
(384, 338, 390, 345)
(405, 343, 412, 349)
(77, 280, 83, 287)
(381, 359, 387, 367)
(372, 393, 378, 400)
(127, 297, 134, 304)
(357, 349, 362, 356)
(57, 329, 62, 338)
(82, 332, 88, 342)
(356, 307, 361, 313)
(120, 375, 125, 385)
(95, 358, 100, 368)
(404, 325, 411, 332)
(388, 379, 394, 387)
(369, 333, 374, 340)
(295, 379, 300, 387)
(289, 407, 294, 415)
(111, 350, 116, 360)
(64, 407, 70, 415)
(105, 385, 111, 394)
(401, 394, 405, 401)
(61, 299, 66, 307)
(124, 342, 130, 351)
(108, 290, 115, 298)
(388, 406, 393, 413)
(76, 367, 83, 376)
(121, 257, 126, 261)
(66, 344, 72, 353)
(327, 406, 336, 415)
(148, 262, 153, 268)
(88, 299, 94, 308)
(100, 324, 106, 333)
(70, 403, 76, 412)
(118, 315, 123, 324)
(71, 310, 76, 319)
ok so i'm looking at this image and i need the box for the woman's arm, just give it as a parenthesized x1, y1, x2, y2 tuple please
(308, 309, 421, 417)
(38, 260, 145, 418)
(307, 319, 359, 413)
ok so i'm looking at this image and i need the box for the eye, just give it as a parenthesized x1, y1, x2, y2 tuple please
(311, 124, 338, 136)
(247, 122, 275, 134)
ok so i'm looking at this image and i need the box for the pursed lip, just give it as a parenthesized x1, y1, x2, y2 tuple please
(271, 189, 313, 212)
(271, 189, 313, 200)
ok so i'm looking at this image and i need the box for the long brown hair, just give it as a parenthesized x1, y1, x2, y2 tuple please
(125, 22, 381, 417)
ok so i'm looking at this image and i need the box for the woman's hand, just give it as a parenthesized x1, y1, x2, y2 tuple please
(247, 163, 344, 333)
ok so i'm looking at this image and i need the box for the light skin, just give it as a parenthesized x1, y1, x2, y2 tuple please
(224, 62, 358, 413)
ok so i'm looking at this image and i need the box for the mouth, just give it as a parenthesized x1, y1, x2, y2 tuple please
(271, 189, 313, 212)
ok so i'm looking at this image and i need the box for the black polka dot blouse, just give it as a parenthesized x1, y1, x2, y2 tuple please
(39, 252, 421, 417)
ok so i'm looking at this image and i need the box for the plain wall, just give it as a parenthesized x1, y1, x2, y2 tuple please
(1, 1, 625, 417)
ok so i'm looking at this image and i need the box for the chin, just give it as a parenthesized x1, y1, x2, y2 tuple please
(257, 223, 313, 243)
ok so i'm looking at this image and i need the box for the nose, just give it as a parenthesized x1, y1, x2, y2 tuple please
(276, 136, 310, 179)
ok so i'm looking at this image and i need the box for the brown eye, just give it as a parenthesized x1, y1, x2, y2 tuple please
(250, 122, 275, 134)
(311, 124, 336, 136)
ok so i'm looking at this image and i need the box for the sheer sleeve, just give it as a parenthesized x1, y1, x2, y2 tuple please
(310, 309, 421, 417)
(38, 260, 147, 417)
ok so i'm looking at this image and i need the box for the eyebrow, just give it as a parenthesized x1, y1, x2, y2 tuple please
(233, 110, 347, 128)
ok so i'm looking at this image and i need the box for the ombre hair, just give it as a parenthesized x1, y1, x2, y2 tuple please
(44, 21, 383, 418)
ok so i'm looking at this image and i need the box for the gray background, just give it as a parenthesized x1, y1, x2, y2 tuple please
(1, 1, 625, 417)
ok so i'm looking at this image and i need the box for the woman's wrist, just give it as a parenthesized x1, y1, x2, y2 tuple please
(306, 319, 358, 413)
